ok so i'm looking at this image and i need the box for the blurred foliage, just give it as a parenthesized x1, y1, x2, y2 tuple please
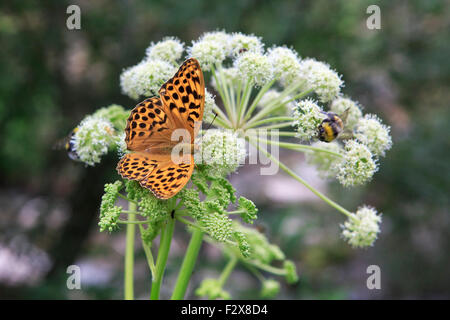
(0, 0, 449, 299)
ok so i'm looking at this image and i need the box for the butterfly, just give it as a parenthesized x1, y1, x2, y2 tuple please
(116, 58, 205, 199)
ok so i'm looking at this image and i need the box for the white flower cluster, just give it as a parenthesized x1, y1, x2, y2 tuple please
(354, 114, 392, 157)
(342, 206, 382, 248)
(188, 32, 229, 71)
(336, 140, 378, 187)
(146, 37, 184, 63)
(204, 89, 218, 123)
(297, 58, 343, 102)
(72, 116, 116, 166)
(330, 96, 363, 130)
(235, 51, 274, 87)
(195, 129, 247, 175)
(120, 59, 176, 100)
(292, 98, 326, 141)
(267, 46, 301, 86)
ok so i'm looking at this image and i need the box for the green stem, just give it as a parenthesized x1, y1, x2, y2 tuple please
(171, 228, 204, 300)
(139, 225, 157, 281)
(150, 217, 175, 300)
(250, 139, 352, 218)
(118, 219, 150, 225)
(218, 257, 238, 287)
(124, 201, 136, 300)
(255, 138, 343, 158)
(244, 116, 293, 129)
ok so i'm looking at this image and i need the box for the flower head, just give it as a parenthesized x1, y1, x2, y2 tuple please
(330, 97, 363, 130)
(342, 206, 382, 248)
(204, 89, 218, 123)
(260, 279, 281, 298)
(145, 37, 184, 63)
(188, 34, 228, 71)
(336, 140, 377, 187)
(354, 114, 392, 157)
(297, 58, 343, 102)
(267, 46, 301, 87)
(196, 129, 247, 175)
(120, 59, 176, 100)
(235, 51, 274, 87)
(229, 32, 264, 56)
(292, 98, 326, 141)
(71, 116, 116, 166)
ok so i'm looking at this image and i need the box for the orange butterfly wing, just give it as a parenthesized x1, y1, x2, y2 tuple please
(117, 58, 205, 199)
(159, 58, 205, 141)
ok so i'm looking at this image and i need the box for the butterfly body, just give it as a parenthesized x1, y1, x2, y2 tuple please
(116, 58, 205, 199)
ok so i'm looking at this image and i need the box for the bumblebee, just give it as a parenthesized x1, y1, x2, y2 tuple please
(317, 109, 349, 142)
(53, 127, 80, 161)
(65, 127, 80, 161)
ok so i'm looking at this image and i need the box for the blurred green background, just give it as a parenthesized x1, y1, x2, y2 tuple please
(0, 0, 449, 299)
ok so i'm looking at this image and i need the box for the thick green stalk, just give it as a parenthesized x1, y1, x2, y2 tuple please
(124, 201, 136, 300)
(150, 217, 176, 300)
(171, 228, 204, 300)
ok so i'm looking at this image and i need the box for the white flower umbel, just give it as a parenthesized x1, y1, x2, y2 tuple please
(292, 98, 326, 141)
(72, 116, 116, 166)
(342, 206, 382, 248)
(330, 96, 363, 130)
(354, 114, 392, 157)
(145, 37, 184, 63)
(235, 51, 274, 87)
(267, 46, 301, 87)
(229, 32, 264, 56)
(297, 58, 343, 102)
(115, 132, 128, 157)
(201, 30, 232, 55)
(195, 129, 247, 175)
(257, 89, 294, 116)
(204, 89, 218, 123)
(306, 141, 343, 179)
(120, 59, 176, 100)
(188, 34, 228, 71)
(336, 140, 377, 187)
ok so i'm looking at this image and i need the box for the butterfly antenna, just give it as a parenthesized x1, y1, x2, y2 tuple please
(206, 113, 218, 131)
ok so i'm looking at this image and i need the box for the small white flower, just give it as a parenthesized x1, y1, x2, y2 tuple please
(188, 33, 229, 71)
(145, 37, 184, 63)
(72, 116, 116, 166)
(354, 114, 392, 157)
(201, 30, 232, 54)
(305, 141, 343, 179)
(330, 96, 363, 130)
(195, 129, 247, 175)
(257, 89, 294, 116)
(229, 32, 264, 56)
(297, 58, 343, 102)
(342, 206, 382, 248)
(335, 140, 377, 187)
(120, 59, 176, 100)
(292, 98, 326, 141)
(115, 132, 128, 157)
(234, 51, 274, 87)
(204, 89, 218, 123)
(267, 46, 301, 87)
